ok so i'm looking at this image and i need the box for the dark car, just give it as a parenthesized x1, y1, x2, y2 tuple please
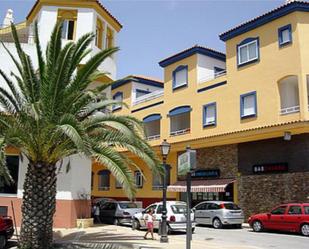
(248, 203, 309, 236)
(0, 216, 14, 249)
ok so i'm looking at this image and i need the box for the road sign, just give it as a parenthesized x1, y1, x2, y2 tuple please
(178, 149, 196, 176)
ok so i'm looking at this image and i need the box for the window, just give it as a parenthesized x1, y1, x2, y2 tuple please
(95, 18, 104, 49)
(134, 171, 143, 188)
(169, 106, 191, 136)
(237, 38, 259, 66)
(214, 67, 225, 77)
(136, 89, 151, 98)
(91, 172, 94, 190)
(207, 203, 220, 210)
(304, 206, 309, 215)
(240, 91, 257, 119)
(143, 114, 161, 140)
(0, 156, 19, 194)
(115, 180, 122, 189)
(172, 65, 188, 90)
(57, 9, 77, 41)
(288, 205, 302, 215)
(152, 165, 171, 190)
(106, 27, 114, 49)
(98, 170, 110, 191)
(145, 205, 157, 214)
(157, 205, 163, 214)
(203, 103, 216, 127)
(112, 92, 123, 111)
(271, 205, 287, 215)
(278, 24, 292, 47)
(195, 203, 207, 210)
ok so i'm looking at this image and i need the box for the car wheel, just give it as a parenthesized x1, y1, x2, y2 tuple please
(0, 235, 6, 249)
(132, 219, 141, 230)
(113, 218, 120, 226)
(252, 220, 263, 232)
(300, 223, 309, 236)
(212, 218, 222, 229)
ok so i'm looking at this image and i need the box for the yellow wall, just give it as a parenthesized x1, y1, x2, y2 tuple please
(93, 11, 309, 202)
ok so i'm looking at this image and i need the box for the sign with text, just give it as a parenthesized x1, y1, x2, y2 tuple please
(178, 149, 197, 176)
(252, 163, 288, 174)
(192, 169, 220, 178)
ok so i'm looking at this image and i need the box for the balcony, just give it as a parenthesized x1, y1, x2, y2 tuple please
(198, 70, 226, 84)
(133, 89, 164, 106)
(170, 128, 190, 137)
(280, 105, 300, 115)
(147, 134, 160, 141)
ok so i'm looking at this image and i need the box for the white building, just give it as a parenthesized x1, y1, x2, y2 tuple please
(0, 0, 122, 228)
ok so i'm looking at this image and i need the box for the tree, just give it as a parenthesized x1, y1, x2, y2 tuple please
(0, 23, 161, 249)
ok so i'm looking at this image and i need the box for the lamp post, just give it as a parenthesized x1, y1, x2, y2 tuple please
(160, 139, 170, 243)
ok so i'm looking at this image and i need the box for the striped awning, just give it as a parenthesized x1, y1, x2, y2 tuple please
(167, 178, 235, 193)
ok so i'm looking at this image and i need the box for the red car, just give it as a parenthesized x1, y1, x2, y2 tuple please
(248, 203, 309, 236)
(0, 216, 14, 249)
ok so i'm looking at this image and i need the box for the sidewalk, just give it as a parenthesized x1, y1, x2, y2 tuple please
(52, 224, 258, 249)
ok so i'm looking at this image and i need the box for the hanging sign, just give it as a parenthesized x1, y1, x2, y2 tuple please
(178, 149, 196, 176)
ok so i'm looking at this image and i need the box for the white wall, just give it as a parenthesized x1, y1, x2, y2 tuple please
(17, 154, 91, 200)
(197, 54, 226, 83)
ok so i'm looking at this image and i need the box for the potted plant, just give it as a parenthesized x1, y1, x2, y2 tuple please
(76, 191, 94, 229)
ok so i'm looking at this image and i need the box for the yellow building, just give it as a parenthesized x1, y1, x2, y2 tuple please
(92, 1, 309, 217)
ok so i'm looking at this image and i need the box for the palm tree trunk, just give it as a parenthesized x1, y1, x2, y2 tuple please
(20, 162, 57, 249)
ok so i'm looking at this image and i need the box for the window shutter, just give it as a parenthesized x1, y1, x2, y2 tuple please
(243, 95, 255, 116)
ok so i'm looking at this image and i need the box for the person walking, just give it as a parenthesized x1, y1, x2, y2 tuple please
(94, 203, 101, 224)
(144, 209, 155, 240)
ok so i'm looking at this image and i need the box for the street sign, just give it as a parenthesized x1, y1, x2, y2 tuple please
(178, 149, 196, 176)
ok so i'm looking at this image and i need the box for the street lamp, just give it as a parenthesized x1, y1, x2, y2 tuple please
(160, 139, 170, 243)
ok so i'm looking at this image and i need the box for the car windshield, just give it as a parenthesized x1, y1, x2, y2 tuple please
(119, 202, 138, 209)
(171, 205, 192, 214)
(224, 203, 241, 210)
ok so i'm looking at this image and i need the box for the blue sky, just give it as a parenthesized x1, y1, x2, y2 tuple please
(0, 0, 287, 80)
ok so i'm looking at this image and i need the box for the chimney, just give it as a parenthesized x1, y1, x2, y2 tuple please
(2, 9, 14, 28)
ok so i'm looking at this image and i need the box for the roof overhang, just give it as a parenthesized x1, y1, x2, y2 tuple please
(219, 1, 309, 42)
(26, 0, 122, 32)
(159, 46, 226, 68)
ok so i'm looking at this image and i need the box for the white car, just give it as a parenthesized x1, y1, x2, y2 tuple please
(132, 201, 196, 233)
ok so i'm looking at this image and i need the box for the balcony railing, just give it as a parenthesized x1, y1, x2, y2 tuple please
(170, 128, 190, 137)
(146, 134, 160, 141)
(133, 89, 164, 106)
(280, 105, 300, 115)
(198, 70, 227, 84)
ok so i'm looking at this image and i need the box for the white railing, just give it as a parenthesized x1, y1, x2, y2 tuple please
(132, 89, 164, 106)
(198, 70, 227, 84)
(170, 128, 190, 137)
(280, 105, 300, 115)
(147, 134, 160, 141)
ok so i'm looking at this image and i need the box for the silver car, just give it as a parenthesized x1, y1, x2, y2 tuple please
(193, 201, 244, 228)
(99, 200, 143, 225)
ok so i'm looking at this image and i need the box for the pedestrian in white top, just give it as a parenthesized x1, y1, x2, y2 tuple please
(144, 209, 155, 240)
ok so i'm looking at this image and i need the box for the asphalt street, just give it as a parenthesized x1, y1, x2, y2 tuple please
(171, 225, 309, 249)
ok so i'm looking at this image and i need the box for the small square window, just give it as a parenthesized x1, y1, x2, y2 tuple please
(278, 24, 292, 47)
(237, 38, 259, 66)
(240, 92, 257, 119)
(203, 103, 216, 127)
(173, 65, 188, 90)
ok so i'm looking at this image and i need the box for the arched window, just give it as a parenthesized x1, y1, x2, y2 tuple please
(168, 106, 191, 136)
(278, 75, 299, 115)
(143, 114, 161, 140)
(97, 170, 110, 191)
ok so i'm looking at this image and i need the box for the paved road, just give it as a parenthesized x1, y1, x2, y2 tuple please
(170, 225, 309, 249)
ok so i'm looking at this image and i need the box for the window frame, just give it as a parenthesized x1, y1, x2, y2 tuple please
(172, 65, 188, 91)
(287, 205, 302, 215)
(97, 170, 110, 191)
(278, 24, 292, 47)
(237, 37, 259, 67)
(112, 92, 123, 111)
(203, 102, 217, 127)
(134, 171, 143, 188)
(240, 91, 257, 119)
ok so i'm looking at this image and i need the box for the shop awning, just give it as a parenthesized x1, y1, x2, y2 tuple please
(167, 178, 235, 193)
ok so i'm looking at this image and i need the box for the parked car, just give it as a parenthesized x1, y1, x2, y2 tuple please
(248, 203, 309, 236)
(0, 216, 14, 249)
(193, 201, 244, 229)
(132, 201, 196, 234)
(99, 200, 143, 225)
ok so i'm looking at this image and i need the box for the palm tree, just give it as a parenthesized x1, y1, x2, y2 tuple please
(0, 23, 161, 249)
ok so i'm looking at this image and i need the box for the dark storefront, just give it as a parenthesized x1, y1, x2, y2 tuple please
(238, 134, 309, 218)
